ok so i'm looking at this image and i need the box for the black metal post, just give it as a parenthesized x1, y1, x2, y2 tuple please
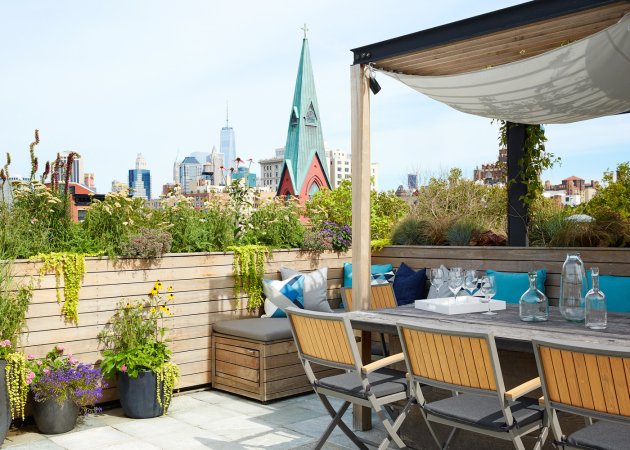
(506, 122, 528, 247)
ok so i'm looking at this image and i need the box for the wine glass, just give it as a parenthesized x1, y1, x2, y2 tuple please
(464, 270, 478, 297)
(448, 267, 464, 301)
(480, 275, 497, 315)
(430, 267, 445, 293)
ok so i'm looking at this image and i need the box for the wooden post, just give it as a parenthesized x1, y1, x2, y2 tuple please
(507, 122, 528, 247)
(350, 63, 372, 431)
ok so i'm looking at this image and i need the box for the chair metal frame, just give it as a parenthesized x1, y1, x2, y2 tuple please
(286, 307, 412, 450)
(397, 320, 548, 450)
(532, 337, 630, 450)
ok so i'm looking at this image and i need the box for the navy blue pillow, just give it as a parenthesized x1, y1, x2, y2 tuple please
(393, 263, 427, 305)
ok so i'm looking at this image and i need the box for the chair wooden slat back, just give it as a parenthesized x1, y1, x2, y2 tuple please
(342, 284, 397, 311)
(288, 312, 356, 367)
(535, 341, 630, 418)
(400, 326, 497, 392)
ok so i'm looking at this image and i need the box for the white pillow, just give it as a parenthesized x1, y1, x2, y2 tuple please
(261, 275, 305, 318)
(280, 267, 332, 313)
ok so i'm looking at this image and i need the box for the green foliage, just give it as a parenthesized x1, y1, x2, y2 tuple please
(33, 252, 86, 325)
(497, 121, 560, 207)
(5, 352, 29, 420)
(446, 219, 480, 246)
(0, 262, 32, 346)
(371, 190, 408, 240)
(242, 198, 305, 248)
(98, 281, 176, 379)
(370, 238, 391, 252)
(155, 362, 180, 411)
(119, 228, 172, 258)
(229, 245, 269, 311)
(405, 168, 507, 241)
(585, 162, 630, 219)
(391, 217, 429, 245)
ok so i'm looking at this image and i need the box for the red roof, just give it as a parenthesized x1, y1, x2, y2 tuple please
(563, 176, 584, 181)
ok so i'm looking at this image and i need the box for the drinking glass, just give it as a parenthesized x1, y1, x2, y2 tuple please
(464, 270, 478, 297)
(480, 275, 497, 315)
(430, 267, 445, 292)
(448, 267, 464, 300)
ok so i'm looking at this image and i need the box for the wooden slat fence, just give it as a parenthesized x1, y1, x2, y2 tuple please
(10, 250, 351, 401)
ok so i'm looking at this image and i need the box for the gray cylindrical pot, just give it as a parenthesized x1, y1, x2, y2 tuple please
(32, 396, 79, 434)
(118, 370, 164, 419)
(0, 360, 11, 444)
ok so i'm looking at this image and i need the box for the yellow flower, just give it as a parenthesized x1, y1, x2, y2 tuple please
(150, 307, 156, 314)
(125, 303, 131, 309)
(155, 280, 163, 290)
(167, 286, 173, 292)
(149, 288, 158, 296)
(167, 294, 174, 301)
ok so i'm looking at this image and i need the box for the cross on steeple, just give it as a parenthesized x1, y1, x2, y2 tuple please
(301, 24, 309, 38)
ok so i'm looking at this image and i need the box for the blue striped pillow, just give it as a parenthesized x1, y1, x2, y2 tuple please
(262, 275, 305, 318)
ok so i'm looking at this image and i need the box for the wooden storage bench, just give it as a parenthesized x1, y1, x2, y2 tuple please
(211, 318, 338, 402)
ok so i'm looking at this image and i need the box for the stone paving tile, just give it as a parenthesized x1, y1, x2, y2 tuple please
(253, 405, 326, 427)
(167, 395, 213, 413)
(1, 425, 46, 448)
(1, 440, 65, 450)
(48, 426, 131, 450)
(237, 428, 317, 449)
(109, 415, 184, 438)
(99, 439, 161, 450)
(187, 390, 235, 405)
(168, 403, 246, 428)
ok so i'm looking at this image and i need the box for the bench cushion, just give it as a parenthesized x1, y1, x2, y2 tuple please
(567, 420, 630, 450)
(486, 269, 546, 304)
(213, 318, 293, 342)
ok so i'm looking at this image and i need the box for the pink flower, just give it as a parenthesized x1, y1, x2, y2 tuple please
(120, 365, 127, 373)
(55, 344, 64, 353)
(36, 360, 43, 366)
(0, 340, 10, 348)
(68, 357, 78, 365)
(26, 371, 35, 380)
(26, 354, 35, 360)
(43, 367, 50, 374)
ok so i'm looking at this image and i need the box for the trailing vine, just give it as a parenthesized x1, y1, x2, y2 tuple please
(155, 361, 180, 412)
(33, 252, 86, 325)
(496, 120, 560, 208)
(5, 352, 29, 420)
(228, 245, 269, 311)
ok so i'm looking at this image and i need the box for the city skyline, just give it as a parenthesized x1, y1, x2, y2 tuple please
(1, 1, 628, 194)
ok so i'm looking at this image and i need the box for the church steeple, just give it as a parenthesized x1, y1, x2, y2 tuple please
(277, 28, 331, 200)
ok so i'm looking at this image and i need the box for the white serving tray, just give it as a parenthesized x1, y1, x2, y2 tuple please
(414, 296, 506, 315)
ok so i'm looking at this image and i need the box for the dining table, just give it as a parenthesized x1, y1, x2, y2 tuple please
(345, 303, 630, 430)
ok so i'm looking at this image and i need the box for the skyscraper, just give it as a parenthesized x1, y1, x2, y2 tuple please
(220, 105, 236, 170)
(179, 156, 202, 193)
(128, 153, 151, 200)
(59, 151, 84, 185)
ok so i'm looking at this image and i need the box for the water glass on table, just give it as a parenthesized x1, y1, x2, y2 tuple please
(480, 275, 497, 315)
(430, 267, 445, 292)
(464, 270, 478, 296)
(448, 267, 464, 301)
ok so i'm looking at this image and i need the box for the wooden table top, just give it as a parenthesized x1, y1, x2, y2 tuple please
(345, 304, 630, 349)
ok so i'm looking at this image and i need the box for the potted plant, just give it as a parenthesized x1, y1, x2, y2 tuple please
(0, 262, 31, 445)
(27, 345, 106, 434)
(98, 281, 180, 419)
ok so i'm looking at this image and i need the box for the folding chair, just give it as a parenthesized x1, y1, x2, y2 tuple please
(286, 307, 412, 450)
(532, 338, 630, 450)
(397, 321, 548, 450)
(342, 284, 398, 356)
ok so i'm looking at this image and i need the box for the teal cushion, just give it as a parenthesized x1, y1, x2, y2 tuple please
(343, 262, 393, 288)
(587, 274, 630, 313)
(485, 269, 547, 304)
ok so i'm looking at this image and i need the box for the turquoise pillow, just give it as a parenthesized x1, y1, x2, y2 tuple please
(587, 274, 630, 313)
(485, 269, 547, 304)
(343, 262, 393, 288)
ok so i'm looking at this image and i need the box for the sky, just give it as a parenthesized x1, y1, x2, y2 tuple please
(1, 1, 628, 195)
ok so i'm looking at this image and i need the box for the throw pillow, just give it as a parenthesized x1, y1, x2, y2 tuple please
(393, 262, 427, 305)
(485, 269, 546, 304)
(427, 265, 453, 298)
(343, 262, 394, 288)
(261, 275, 305, 318)
(280, 267, 332, 313)
(587, 273, 630, 313)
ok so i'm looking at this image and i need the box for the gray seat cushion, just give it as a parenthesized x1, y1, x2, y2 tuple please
(317, 368, 407, 399)
(567, 420, 630, 450)
(423, 393, 543, 431)
(212, 318, 292, 342)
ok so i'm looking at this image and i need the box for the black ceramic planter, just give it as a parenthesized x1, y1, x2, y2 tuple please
(32, 396, 79, 434)
(118, 370, 165, 419)
(0, 361, 11, 444)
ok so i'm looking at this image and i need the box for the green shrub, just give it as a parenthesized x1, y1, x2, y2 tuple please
(391, 217, 429, 245)
(446, 219, 480, 246)
(242, 198, 305, 248)
(119, 228, 173, 258)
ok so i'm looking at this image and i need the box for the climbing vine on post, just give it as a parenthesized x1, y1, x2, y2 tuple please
(33, 252, 86, 325)
(228, 245, 269, 311)
(497, 120, 560, 207)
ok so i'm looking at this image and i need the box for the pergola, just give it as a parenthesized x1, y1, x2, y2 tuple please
(349, 0, 630, 312)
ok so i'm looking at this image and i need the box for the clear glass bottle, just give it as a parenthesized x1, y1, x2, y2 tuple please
(519, 271, 549, 322)
(559, 253, 587, 322)
(585, 267, 607, 330)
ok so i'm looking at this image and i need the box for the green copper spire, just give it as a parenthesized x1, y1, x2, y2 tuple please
(281, 32, 330, 194)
